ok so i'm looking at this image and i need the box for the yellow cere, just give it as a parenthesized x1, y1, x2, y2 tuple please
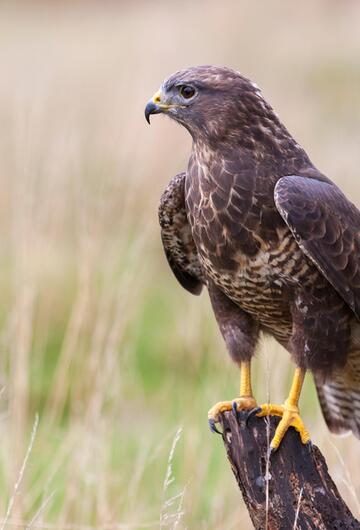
(152, 90, 162, 104)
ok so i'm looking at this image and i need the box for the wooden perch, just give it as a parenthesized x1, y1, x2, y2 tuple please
(219, 410, 360, 530)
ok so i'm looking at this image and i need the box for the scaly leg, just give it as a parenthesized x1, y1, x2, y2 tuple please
(208, 361, 257, 433)
(253, 367, 310, 450)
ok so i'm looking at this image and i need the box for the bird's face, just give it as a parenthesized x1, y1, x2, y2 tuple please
(145, 65, 259, 141)
(145, 73, 201, 129)
(145, 65, 295, 155)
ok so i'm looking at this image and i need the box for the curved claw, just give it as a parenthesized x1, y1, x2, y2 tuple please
(208, 418, 222, 435)
(232, 401, 239, 420)
(306, 440, 313, 455)
(246, 406, 262, 426)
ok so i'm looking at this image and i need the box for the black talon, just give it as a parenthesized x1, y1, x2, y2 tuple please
(306, 440, 313, 455)
(267, 446, 274, 459)
(208, 418, 222, 435)
(232, 401, 239, 420)
(246, 406, 262, 426)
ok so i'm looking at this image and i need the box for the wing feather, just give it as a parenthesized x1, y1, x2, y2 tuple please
(274, 175, 360, 319)
(159, 172, 205, 295)
(275, 175, 360, 436)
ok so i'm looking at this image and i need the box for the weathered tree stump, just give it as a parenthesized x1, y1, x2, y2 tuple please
(220, 410, 360, 529)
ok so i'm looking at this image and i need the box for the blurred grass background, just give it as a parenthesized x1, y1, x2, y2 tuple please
(0, 1, 360, 528)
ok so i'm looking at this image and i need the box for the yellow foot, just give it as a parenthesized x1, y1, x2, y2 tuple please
(208, 396, 257, 434)
(255, 401, 311, 450)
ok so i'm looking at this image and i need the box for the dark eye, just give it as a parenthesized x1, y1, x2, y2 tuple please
(179, 85, 196, 99)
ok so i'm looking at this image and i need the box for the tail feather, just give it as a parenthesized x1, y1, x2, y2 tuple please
(315, 375, 360, 439)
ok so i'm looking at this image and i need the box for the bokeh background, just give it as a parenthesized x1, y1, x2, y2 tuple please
(0, 1, 360, 528)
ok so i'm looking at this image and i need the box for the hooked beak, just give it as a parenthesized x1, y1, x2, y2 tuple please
(145, 89, 168, 124)
(145, 101, 161, 124)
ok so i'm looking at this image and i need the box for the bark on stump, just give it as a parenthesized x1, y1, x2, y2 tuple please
(220, 410, 360, 530)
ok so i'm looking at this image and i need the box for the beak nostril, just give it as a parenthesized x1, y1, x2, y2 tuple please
(152, 90, 162, 104)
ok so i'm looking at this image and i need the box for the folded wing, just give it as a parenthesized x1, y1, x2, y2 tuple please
(275, 174, 360, 437)
(275, 175, 360, 320)
(159, 172, 205, 295)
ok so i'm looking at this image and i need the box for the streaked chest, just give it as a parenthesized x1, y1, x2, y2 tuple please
(184, 154, 320, 338)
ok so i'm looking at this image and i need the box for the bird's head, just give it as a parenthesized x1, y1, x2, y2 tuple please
(145, 65, 279, 147)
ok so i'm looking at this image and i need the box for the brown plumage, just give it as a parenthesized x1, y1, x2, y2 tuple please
(148, 65, 360, 439)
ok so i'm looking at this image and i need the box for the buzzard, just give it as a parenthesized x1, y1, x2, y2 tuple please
(145, 65, 360, 450)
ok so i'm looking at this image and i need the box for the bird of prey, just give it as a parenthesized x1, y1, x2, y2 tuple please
(145, 65, 360, 450)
